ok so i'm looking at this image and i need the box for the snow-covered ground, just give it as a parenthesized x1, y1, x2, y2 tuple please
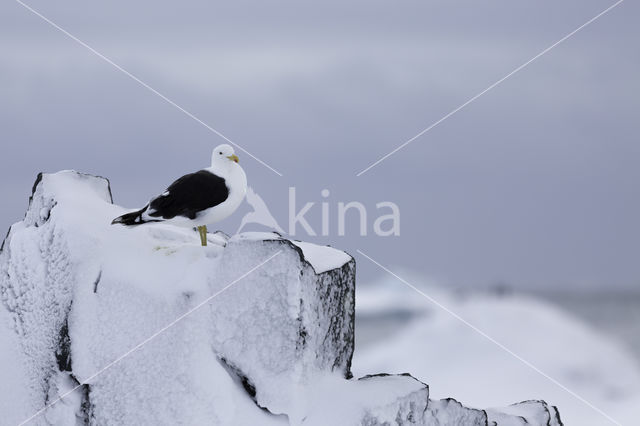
(353, 275, 640, 426)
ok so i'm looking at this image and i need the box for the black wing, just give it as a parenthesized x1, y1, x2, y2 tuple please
(147, 170, 229, 220)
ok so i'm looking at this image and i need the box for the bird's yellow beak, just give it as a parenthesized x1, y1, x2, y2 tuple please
(227, 154, 239, 163)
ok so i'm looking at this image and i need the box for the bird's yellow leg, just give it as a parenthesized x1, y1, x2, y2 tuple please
(198, 225, 208, 246)
(198, 226, 205, 246)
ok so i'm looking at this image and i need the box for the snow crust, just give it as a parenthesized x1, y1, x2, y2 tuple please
(230, 233, 353, 274)
(290, 241, 352, 274)
(296, 373, 429, 425)
(0, 306, 31, 424)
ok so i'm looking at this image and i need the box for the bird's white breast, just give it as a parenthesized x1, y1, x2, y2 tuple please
(195, 163, 247, 226)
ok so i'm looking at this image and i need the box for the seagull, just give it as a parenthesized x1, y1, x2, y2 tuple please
(111, 144, 247, 246)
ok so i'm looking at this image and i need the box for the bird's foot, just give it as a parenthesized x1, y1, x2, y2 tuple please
(197, 225, 208, 246)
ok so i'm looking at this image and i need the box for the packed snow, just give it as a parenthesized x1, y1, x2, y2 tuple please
(290, 241, 353, 274)
(295, 373, 428, 425)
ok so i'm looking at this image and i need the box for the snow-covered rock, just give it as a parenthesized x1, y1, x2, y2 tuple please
(298, 373, 430, 425)
(425, 398, 563, 426)
(0, 171, 564, 425)
(487, 400, 563, 426)
(204, 232, 356, 414)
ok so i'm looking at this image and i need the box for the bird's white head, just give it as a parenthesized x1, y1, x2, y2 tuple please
(211, 144, 239, 167)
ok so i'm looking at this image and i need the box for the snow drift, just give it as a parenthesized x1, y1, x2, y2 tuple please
(0, 171, 563, 425)
(355, 280, 640, 425)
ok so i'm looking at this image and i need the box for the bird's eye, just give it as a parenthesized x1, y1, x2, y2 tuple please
(219, 152, 223, 155)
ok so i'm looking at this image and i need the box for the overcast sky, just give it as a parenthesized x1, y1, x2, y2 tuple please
(1, 0, 638, 291)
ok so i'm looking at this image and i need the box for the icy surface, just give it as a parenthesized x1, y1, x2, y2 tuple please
(0, 171, 566, 425)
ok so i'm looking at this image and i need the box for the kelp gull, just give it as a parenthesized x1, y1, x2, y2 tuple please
(112, 144, 247, 246)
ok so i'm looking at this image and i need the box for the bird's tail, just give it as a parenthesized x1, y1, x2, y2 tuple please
(111, 206, 148, 226)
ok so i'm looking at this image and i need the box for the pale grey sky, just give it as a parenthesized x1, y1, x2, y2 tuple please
(1, 0, 638, 291)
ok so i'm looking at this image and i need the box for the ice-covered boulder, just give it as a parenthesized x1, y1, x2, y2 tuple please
(0, 171, 563, 425)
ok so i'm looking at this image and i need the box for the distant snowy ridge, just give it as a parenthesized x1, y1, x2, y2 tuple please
(0, 171, 563, 425)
